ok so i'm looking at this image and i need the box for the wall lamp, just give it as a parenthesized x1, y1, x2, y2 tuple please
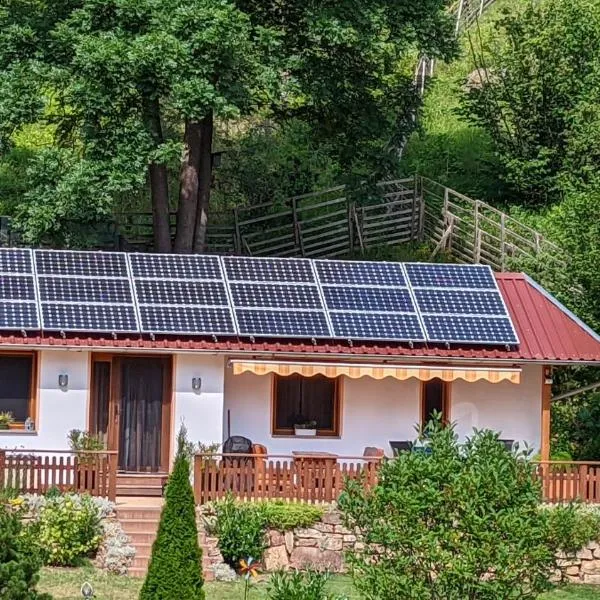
(58, 373, 69, 389)
(192, 377, 202, 392)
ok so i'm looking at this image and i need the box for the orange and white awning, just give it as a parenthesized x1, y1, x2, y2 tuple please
(231, 360, 521, 384)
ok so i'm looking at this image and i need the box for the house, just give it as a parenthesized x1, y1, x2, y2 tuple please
(1, 249, 600, 500)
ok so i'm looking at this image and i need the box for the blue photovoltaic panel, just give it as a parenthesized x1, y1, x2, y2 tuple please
(130, 254, 235, 335)
(230, 283, 323, 310)
(38, 278, 133, 304)
(315, 259, 424, 341)
(405, 263, 496, 289)
(236, 310, 330, 338)
(413, 289, 506, 316)
(139, 305, 235, 335)
(329, 312, 425, 341)
(34, 250, 139, 333)
(41, 304, 139, 332)
(0, 249, 40, 330)
(323, 287, 414, 313)
(134, 280, 228, 307)
(35, 250, 128, 278)
(223, 257, 314, 283)
(316, 260, 406, 286)
(423, 315, 518, 345)
(129, 253, 221, 280)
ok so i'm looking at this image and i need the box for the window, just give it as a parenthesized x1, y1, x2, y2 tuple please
(421, 378, 449, 426)
(273, 374, 340, 436)
(0, 354, 36, 427)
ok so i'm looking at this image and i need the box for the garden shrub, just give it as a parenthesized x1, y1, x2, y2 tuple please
(213, 494, 268, 569)
(35, 494, 102, 566)
(262, 501, 324, 531)
(267, 569, 346, 600)
(545, 504, 600, 555)
(141, 426, 204, 600)
(339, 424, 557, 600)
(0, 502, 51, 600)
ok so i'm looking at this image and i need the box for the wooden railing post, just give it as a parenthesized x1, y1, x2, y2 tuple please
(107, 453, 118, 501)
(193, 455, 202, 504)
(0, 449, 5, 491)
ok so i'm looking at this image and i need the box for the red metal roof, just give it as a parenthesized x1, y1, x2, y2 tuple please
(1, 273, 599, 364)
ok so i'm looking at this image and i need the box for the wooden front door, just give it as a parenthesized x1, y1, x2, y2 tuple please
(90, 355, 172, 473)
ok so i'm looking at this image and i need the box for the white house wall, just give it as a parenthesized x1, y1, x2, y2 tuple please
(223, 363, 544, 456)
(0, 350, 89, 450)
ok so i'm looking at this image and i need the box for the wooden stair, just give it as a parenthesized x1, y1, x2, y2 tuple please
(116, 473, 167, 497)
(116, 505, 162, 577)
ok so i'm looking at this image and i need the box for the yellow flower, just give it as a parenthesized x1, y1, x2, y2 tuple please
(9, 497, 24, 506)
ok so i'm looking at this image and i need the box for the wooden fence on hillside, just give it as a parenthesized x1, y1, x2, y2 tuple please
(0, 449, 118, 500)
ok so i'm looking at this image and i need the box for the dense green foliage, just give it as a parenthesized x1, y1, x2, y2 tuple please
(0, 503, 51, 600)
(33, 495, 102, 567)
(212, 497, 323, 567)
(545, 505, 600, 556)
(267, 570, 346, 600)
(339, 424, 556, 600)
(141, 429, 205, 600)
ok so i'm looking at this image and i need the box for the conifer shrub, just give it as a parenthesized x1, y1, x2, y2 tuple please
(140, 426, 204, 600)
(0, 502, 51, 600)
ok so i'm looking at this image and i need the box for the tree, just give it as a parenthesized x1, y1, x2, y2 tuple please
(461, 0, 600, 205)
(1, 0, 456, 250)
(339, 424, 555, 600)
(140, 426, 204, 600)
(0, 503, 51, 600)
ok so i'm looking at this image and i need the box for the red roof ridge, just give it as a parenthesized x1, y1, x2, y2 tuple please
(494, 272, 525, 280)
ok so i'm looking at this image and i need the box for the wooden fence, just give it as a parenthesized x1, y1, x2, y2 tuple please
(537, 462, 600, 504)
(0, 449, 118, 500)
(194, 455, 600, 505)
(193, 454, 381, 505)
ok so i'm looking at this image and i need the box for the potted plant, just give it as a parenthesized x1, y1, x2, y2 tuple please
(294, 419, 317, 437)
(0, 412, 14, 430)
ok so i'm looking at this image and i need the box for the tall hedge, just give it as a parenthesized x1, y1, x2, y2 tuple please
(140, 428, 204, 600)
(0, 502, 51, 600)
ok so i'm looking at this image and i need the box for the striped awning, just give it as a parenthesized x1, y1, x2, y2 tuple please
(231, 360, 521, 384)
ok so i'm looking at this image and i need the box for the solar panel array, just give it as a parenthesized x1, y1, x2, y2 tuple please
(0, 249, 519, 346)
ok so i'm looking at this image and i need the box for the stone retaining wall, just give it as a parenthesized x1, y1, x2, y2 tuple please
(198, 507, 600, 585)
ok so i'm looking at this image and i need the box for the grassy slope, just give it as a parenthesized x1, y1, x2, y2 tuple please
(38, 567, 600, 600)
(400, 0, 519, 203)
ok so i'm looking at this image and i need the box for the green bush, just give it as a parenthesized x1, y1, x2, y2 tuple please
(35, 494, 102, 566)
(267, 569, 346, 600)
(545, 504, 600, 555)
(262, 502, 324, 532)
(339, 424, 556, 600)
(0, 503, 51, 600)
(213, 494, 268, 569)
(140, 426, 205, 600)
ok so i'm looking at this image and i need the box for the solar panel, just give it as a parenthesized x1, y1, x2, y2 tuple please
(405, 263, 496, 289)
(130, 253, 236, 335)
(0, 249, 40, 330)
(315, 259, 425, 342)
(34, 250, 139, 333)
(405, 263, 519, 345)
(223, 257, 332, 338)
(236, 309, 330, 337)
(316, 260, 406, 286)
(329, 312, 425, 341)
(423, 315, 518, 345)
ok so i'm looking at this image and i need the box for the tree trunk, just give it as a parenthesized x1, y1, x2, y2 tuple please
(143, 97, 171, 253)
(174, 120, 202, 253)
(193, 112, 214, 253)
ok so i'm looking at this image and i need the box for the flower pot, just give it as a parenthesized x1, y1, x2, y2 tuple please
(294, 426, 317, 437)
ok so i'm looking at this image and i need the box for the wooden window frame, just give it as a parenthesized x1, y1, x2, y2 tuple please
(0, 350, 38, 430)
(271, 374, 342, 437)
(420, 378, 451, 426)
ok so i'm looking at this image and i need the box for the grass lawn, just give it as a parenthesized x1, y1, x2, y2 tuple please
(38, 567, 600, 599)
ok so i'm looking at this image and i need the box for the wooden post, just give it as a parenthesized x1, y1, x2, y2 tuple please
(107, 453, 118, 501)
(541, 367, 552, 462)
(233, 207, 242, 254)
(473, 199, 480, 264)
(500, 213, 506, 271)
(0, 450, 5, 490)
(348, 200, 355, 254)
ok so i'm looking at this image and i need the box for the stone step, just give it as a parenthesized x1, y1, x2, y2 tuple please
(126, 531, 158, 545)
(116, 508, 162, 521)
(119, 518, 161, 533)
(116, 484, 163, 497)
(129, 566, 148, 578)
(116, 473, 167, 497)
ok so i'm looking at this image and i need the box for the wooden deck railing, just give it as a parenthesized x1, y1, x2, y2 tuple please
(536, 462, 600, 504)
(0, 449, 118, 500)
(193, 453, 382, 505)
